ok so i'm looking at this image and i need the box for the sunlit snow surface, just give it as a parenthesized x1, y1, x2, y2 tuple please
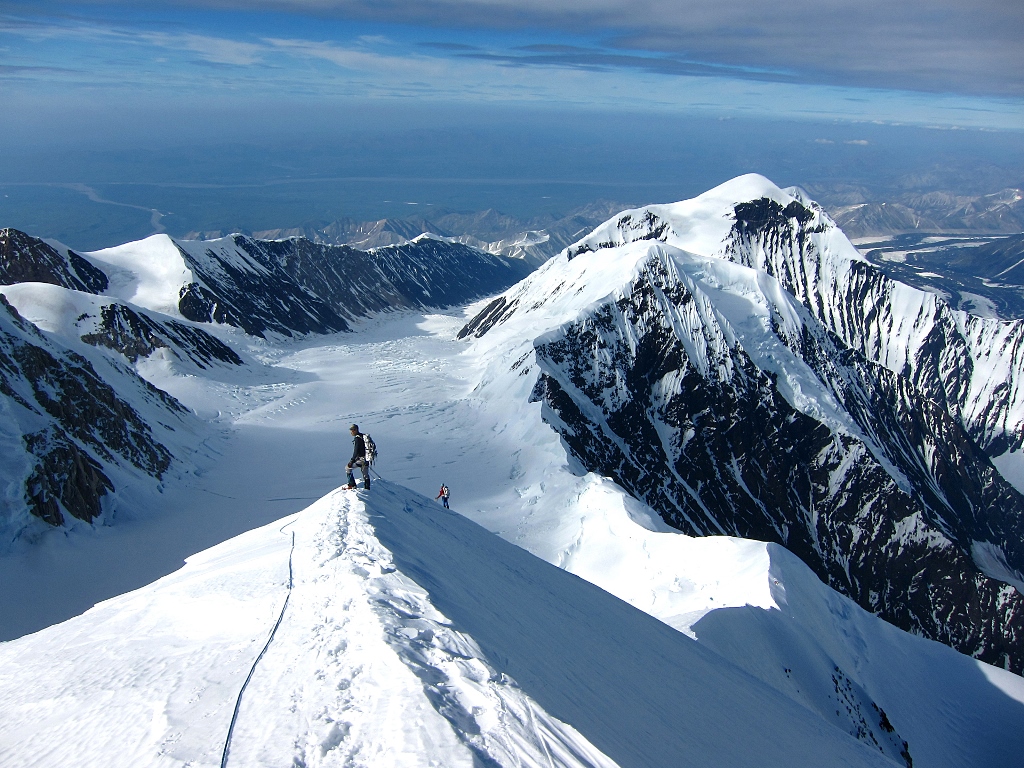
(2, 484, 924, 768)
(84, 234, 194, 318)
(1, 306, 1023, 767)
(3, 173, 1024, 765)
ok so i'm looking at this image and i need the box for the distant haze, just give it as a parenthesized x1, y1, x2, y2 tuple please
(2, 2, 1021, 249)
(3, 107, 1022, 250)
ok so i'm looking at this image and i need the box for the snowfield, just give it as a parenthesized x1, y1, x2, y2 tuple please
(1, 306, 1023, 767)
(3, 174, 1024, 766)
(0, 482, 946, 768)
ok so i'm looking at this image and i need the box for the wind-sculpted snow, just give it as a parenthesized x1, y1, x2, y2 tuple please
(0, 481, 916, 768)
(464, 174, 1024, 672)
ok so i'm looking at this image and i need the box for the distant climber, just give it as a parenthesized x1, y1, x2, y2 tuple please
(435, 483, 449, 509)
(344, 423, 371, 490)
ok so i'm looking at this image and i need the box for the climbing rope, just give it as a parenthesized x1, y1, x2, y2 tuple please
(220, 528, 296, 768)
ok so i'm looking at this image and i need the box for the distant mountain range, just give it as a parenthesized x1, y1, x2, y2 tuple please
(184, 201, 635, 266)
(182, 186, 1024, 265)
(816, 186, 1024, 238)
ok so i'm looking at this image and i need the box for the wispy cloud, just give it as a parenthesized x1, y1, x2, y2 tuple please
(93, 0, 1022, 96)
(2, 4, 1022, 131)
(141, 32, 267, 66)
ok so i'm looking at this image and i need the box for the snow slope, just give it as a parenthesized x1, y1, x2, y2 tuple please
(1, 480, 924, 768)
(85, 234, 194, 317)
(3, 177, 1024, 765)
(1, 306, 1022, 766)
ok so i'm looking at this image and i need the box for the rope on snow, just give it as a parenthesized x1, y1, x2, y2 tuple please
(220, 528, 296, 768)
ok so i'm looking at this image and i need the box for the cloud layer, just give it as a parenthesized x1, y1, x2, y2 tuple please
(151, 0, 1024, 96)
(1, 0, 1021, 137)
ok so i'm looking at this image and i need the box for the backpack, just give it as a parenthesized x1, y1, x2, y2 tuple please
(441, 485, 449, 498)
(362, 433, 377, 465)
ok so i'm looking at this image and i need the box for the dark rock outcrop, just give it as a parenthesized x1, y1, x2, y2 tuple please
(0, 296, 183, 531)
(81, 303, 243, 368)
(175, 235, 533, 338)
(0, 228, 108, 293)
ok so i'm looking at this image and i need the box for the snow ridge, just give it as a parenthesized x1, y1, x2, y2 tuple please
(463, 174, 1024, 672)
(1, 480, 921, 768)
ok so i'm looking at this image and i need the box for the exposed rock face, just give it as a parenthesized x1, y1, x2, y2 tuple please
(175, 234, 534, 338)
(23, 428, 113, 526)
(370, 238, 534, 308)
(0, 228, 108, 293)
(463, 176, 1024, 672)
(175, 239, 351, 337)
(81, 303, 243, 369)
(718, 197, 1024, 458)
(0, 296, 183, 531)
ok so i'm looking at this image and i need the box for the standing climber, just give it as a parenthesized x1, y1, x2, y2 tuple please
(435, 483, 449, 509)
(344, 423, 371, 490)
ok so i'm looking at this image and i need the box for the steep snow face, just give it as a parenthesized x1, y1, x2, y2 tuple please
(86, 234, 194, 317)
(570, 174, 1024, 459)
(462, 177, 1024, 672)
(0, 481, 947, 768)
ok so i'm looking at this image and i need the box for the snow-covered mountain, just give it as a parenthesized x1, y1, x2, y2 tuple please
(0, 291, 196, 539)
(3, 176, 1024, 766)
(3, 481, 1022, 768)
(0, 227, 531, 541)
(88, 231, 533, 337)
(461, 174, 1024, 672)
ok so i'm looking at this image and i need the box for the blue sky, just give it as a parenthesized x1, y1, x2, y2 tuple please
(3, 0, 1022, 137)
(1, 1, 1022, 245)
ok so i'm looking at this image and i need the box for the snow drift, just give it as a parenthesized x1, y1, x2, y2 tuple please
(9, 480, 1021, 767)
